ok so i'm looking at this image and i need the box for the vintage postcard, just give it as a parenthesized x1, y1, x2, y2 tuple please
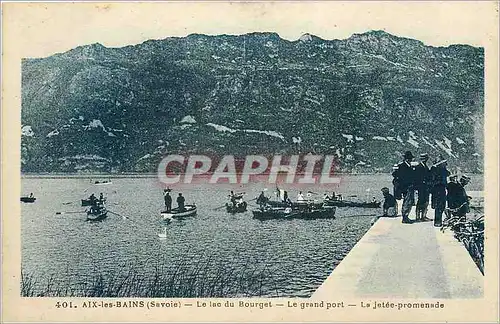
(2, 1, 499, 323)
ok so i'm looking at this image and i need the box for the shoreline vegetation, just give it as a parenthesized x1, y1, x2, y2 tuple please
(21, 257, 282, 298)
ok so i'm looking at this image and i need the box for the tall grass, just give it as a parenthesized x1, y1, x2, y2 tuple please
(21, 257, 280, 298)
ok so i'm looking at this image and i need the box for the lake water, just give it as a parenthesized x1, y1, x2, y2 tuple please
(21, 174, 483, 297)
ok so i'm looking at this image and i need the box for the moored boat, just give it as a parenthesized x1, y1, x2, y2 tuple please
(20, 196, 36, 203)
(86, 206, 108, 221)
(94, 180, 112, 185)
(252, 206, 336, 220)
(161, 204, 197, 220)
(266, 200, 324, 209)
(323, 199, 380, 208)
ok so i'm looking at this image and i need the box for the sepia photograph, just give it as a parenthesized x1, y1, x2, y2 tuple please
(2, 1, 499, 323)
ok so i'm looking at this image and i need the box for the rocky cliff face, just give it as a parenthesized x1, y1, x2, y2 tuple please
(21, 30, 484, 173)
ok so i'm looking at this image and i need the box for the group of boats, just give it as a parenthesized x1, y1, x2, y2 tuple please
(23, 179, 381, 224)
(158, 190, 381, 222)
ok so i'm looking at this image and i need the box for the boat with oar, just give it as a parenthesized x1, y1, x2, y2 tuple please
(252, 205, 336, 220)
(323, 199, 380, 208)
(161, 204, 197, 220)
(21, 196, 36, 203)
(86, 205, 108, 222)
(81, 197, 106, 206)
(226, 201, 248, 213)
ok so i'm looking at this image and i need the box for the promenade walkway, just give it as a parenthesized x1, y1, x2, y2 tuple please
(313, 199, 484, 299)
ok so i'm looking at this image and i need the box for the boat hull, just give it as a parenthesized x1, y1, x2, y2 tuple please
(20, 197, 36, 203)
(266, 200, 324, 209)
(323, 200, 380, 208)
(87, 209, 108, 222)
(161, 205, 197, 220)
(252, 206, 336, 220)
(94, 181, 112, 185)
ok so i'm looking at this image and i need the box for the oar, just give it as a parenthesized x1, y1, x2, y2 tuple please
(108, 210, 128, 220)
(213, 204, 228, 211)
(56, 211, 86, 215)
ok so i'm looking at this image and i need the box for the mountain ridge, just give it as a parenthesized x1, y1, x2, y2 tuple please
(21, 30, 484, 174)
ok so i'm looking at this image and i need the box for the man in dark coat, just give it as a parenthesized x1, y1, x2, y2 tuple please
(430, 157, 450, 226)
(447, 175, 470, 221)
(414, 153, 431, 221)
(393, 151, 416, 223)
(177, 193, 185, 211)
(164, 189, 172, 212)
(391, 164, 402, 200)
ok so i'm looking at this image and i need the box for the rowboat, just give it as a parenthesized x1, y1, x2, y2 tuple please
(94, 180, 112, 185)
(81, 198, 106, 206)
(323, 199, 381, 208)
(86, 206, 108, 221)
(161, 204, 197, 220)
(266, 200, 324, 209)
(21, 196, 36, 203)
(226, 201, 248, 213)
(252, 206, 336, 220)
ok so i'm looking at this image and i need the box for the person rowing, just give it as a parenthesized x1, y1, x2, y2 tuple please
(256, 191, 269, 208)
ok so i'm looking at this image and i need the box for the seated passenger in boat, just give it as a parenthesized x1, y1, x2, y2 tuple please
(229, 191, 237, 206)
(256, 191, 269, 207)
(297, 191, 305, 202)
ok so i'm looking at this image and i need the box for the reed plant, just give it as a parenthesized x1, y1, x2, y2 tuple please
(21, 256, 280, 298)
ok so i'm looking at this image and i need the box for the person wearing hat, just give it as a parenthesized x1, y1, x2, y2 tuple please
(447, 174, 470, 221)
(381, 187, 397, 217)
(414, 153, 432, 221)
(163, 188, 172, 212)
(429, 157, 450, 226)
(393, 150, 416, 223)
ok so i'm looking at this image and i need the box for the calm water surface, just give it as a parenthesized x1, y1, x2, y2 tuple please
(21, 174, 483, 297)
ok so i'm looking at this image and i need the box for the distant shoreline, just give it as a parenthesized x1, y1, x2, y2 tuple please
(20, 172, 484, 179)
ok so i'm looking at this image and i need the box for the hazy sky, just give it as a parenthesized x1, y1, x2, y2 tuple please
(3, 1, 498, 58)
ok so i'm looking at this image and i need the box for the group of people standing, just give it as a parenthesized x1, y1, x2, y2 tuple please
(392, 150, 471, 226)
(163, 188, 185, 212)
